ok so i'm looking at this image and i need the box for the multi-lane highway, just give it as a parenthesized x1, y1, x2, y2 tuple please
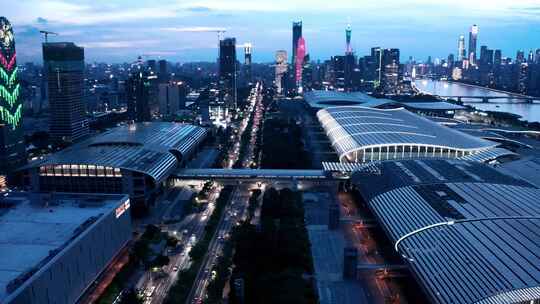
(187, 185, 252, 303)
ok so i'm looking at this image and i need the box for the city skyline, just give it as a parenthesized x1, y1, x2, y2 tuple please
(5, 0, 540, 63)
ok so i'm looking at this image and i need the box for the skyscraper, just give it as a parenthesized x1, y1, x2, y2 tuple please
(244, 43, 252, 85)
(516, 50, 525, 64)
(458, 35, 466, 61)
(292, 21, 302, 66)
(219, 37, 237, 109)
(158, 59, 168, 83)
(275, 50, 288, 94)
(381, 48, 400, 95)
(494, 50, 502, 66)
(159, 81, 186, 116)
(468, 25, 479, 65)
(345, 23, 352, 55)
(43, 42, 88, 143)
(126, 67, 151, 122)
(295, 37, 306, 93)
(0, 17, 26, 180)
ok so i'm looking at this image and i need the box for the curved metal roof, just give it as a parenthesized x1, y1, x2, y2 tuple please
(352, 159, 540, 304)
(304, 90, 396, 109)
(317, 106, 496, 162)
(22, 122, 207, 182)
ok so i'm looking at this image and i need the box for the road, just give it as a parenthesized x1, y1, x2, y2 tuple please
(187, 185, 252, 303)
(142, 185, 223, 304)
(186, 83, 264, 303)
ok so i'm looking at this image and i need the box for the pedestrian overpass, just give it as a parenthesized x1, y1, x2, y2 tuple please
(171, 162, 381, 181)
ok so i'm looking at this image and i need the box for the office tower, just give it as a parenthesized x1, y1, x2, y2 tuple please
(158, 59, 168, 83)
(219, 37, 237, 109)
(292, 21, 302, 66)
(146, 59, 156, 73)
(535, 49, 540, 64)
(332, 56, 345, 90)
(0, 17, 26, 180)
(344, 53, 356, 91)
(275, 50, 288, 94)
(295, 37, 306, 92)
(528, 50, 535, 64)
(244, 43, 252, 85)
(159, 81, 187, 116)
(126, 68, 151, 122)
(479, 46, 493, 68)
(381, 48, 400, 94)
(516, 50, 525, 64)
(494, 50, 502, 66)
(343, 247, 358, 280)
(345, 23, 352, 55)
(43, 42, 88, 143)
(468, 25, 479, 65)
(458, 35, 466, 61)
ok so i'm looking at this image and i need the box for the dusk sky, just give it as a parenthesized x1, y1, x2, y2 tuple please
(5, 0, 540, 64)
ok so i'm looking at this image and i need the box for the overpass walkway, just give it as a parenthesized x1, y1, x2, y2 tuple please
(172, 168, 329, 180)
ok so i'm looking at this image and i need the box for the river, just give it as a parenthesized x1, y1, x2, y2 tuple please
(413, 79, 540, 123)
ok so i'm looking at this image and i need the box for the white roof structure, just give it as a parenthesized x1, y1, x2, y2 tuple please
(317, 106, 497, 163)
(21, 122, 207, 183)
(352, 159, 540, 304)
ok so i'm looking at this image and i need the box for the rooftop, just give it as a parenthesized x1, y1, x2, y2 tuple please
(317, 106, 497, 162)
(304, 90, 396, 109)
(304, 90, 466, 112)
(352, 159, 540, 304)
(0, 192, 129, 301)
(22, 122, 207, 182)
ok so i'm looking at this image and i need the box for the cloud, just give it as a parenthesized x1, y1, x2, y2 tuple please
(36, 17, 48, 24)
(161, 26, 227, 32)
(186, 6, 213, 12)
(80, 40, 159, 49)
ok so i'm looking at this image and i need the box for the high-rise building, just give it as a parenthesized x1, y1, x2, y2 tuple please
(345, 23, 352, 55)
(535, 49, 540, 64)
(218, 37, 237, 109)
(244, 43, 252, 85)
(295, 37, 306, 92)
(292, 21, 302, 66)
(146, 59, 156, 73)
(458, 35, 466, 61)
(516, 50, 525, 64)
(43, 42, 89, 143)
(126, 68, 151, 122)
(381, 48, 400, 94)
(159, 81, 187, 116)
(0, 17, 26, 181)
(468, 25, 479, 65)
(528, 50, 535, 64)
(275, 50, 288, 94)
(494, 50, 502, 66)
(158, 59, 168, 83)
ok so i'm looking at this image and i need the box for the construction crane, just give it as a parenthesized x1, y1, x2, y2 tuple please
(39, 30, 58, 43)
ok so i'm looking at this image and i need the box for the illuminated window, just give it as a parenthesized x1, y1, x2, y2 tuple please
(96, 166, 105, 177)
(79, 164, 87, 176)
(71, 165, 79, 176)
(114, 168, 122, 177)
(105, 167, 114, 177)
(88, 165, 96, 177)
(54, 165, 62, 176)
(62, 165, 70, 176)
